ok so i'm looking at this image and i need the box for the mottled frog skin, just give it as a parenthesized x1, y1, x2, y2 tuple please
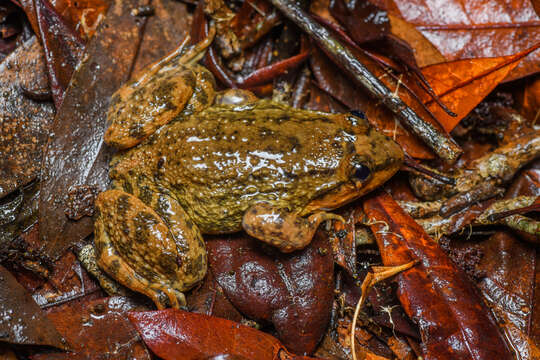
(93, 32, 404, 309)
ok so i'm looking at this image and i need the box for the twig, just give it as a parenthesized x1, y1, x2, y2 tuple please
(269, 0, 462, 162)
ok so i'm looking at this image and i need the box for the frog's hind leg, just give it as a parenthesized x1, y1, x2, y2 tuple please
(94, 189, 206, 309)
(242, 202, 344, 253)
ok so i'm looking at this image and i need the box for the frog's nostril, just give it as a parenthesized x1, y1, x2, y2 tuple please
(354, 163, 371, 181)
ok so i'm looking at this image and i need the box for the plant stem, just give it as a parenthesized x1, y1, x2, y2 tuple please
(269, 0, 462, 162)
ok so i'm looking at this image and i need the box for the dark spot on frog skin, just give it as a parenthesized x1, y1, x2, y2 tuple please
(122, 180, 133, 195)
(108, 259, 121, 275)
(159, 253, 178, 276)
(129, 122, 146, 139)
(181, 70, 197, 88)
(122, 222, 130, 235)
(157, 157, 165, 169)
(117, 195, 131, 216)
(133, 211, 159, 244)
(138, 184, 153, 205)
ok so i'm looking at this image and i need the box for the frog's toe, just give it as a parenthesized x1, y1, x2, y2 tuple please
(242, 202, 344, 253)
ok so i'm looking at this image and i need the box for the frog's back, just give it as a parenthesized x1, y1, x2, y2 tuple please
(151, 101, 360, 233)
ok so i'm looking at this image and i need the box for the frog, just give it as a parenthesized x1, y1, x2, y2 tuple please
(93, 28, 404, 310)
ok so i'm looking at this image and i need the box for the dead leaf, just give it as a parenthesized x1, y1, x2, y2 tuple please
(387, 14, 446, 67)
(129, 309, 321, 360)
(517, 74, 540, 123)
(0, 265, 67, 349)
(387, 0, 540, 81)
(0, 36, 55, 199)
(422, 45, 540, 132)
(35, 0, 85, 108)
(206, 232, 334, 355)
(363, 192, 513, 360)
(31, 296, 151, 359)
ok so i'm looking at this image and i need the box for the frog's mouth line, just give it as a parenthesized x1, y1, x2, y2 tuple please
(302, 160, 402, 214)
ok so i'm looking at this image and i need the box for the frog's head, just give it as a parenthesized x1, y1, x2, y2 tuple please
(303, 113, 403, 212)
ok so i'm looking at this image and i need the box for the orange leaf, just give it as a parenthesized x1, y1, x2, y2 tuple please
(387, 0, 540, 81)
(422, 43, 540, 132)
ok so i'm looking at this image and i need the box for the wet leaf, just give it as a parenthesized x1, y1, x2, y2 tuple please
(387, 14, 445, 68)
(129, 309, 320, 360)
(363, 192, 513, 360)
(330, 0, 389, 44)
(35, 0, 85, 108)
(0, 36, 55, 199)
(47, 0, 109, 40)
(38, 0, 148, 260)
(386, 0, 540, 81)
(0, 264, 66, 349)
(129, 0, 190, 76)
(474, 232, 539, 359)
(206, 232, 334, 355)
(31, 296, 151, 359)
(517, 74, 540, 123)
(421, 45, 540, 132)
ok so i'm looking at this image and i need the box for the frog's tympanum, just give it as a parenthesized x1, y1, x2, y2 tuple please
(93, 30, 404, 309)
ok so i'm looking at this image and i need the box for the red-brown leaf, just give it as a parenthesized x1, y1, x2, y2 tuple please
(206, 232, 334, 355)
(386, 0, 540, 81)
(363, 192, 513, 360)
(0, 265, 67, 349)
(128, 309, 320, 360)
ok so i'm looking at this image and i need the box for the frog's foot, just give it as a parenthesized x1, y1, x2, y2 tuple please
(94, 190, 198, 309)
(242, 202, 344, 253)
(104, 27, 217, 150)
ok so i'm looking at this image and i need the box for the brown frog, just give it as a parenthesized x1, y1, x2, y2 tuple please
(93, 30, 404, 309)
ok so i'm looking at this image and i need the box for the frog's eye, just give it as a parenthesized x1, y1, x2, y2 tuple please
(350, 110, 366, 119)
(353, 163, 371, 181)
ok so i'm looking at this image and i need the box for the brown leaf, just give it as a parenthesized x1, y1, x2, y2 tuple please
(387, 14, 446, 68)
(0, 37, 55, 199)
(363, 192, 513, 360)
(38, 0, 148, 260)
(206, 232, 334, 355)
(129, 0, 190, 76)
(476, 232, 540, 359)
(35, 0, 85, 108)
(31, 296, 151, 359)
(0, 265, 67, 349)
(422, 45, 539, 132)
(386, 0, 540, 81)
(129, 309, 321, 360)
(517, 74, 540, 123)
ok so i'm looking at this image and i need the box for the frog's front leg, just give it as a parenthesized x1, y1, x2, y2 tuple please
(94, 189, 206, 309)
(242, 202, 344, 253)
(104, 28, 217, 149)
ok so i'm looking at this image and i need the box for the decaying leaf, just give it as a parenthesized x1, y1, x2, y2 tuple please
(387, 0, 540, 81)
(0, 36, 54, 199)
(422, 45, 540, 132)
(0, 265, 67, 349)
(206, 232, 334, 355)
(31, 296, 151, 359)
(129, 309, 320, 360)
(363, 192, 513, 360)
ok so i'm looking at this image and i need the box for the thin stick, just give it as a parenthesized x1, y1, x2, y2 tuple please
(269, 0, 462, 162)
